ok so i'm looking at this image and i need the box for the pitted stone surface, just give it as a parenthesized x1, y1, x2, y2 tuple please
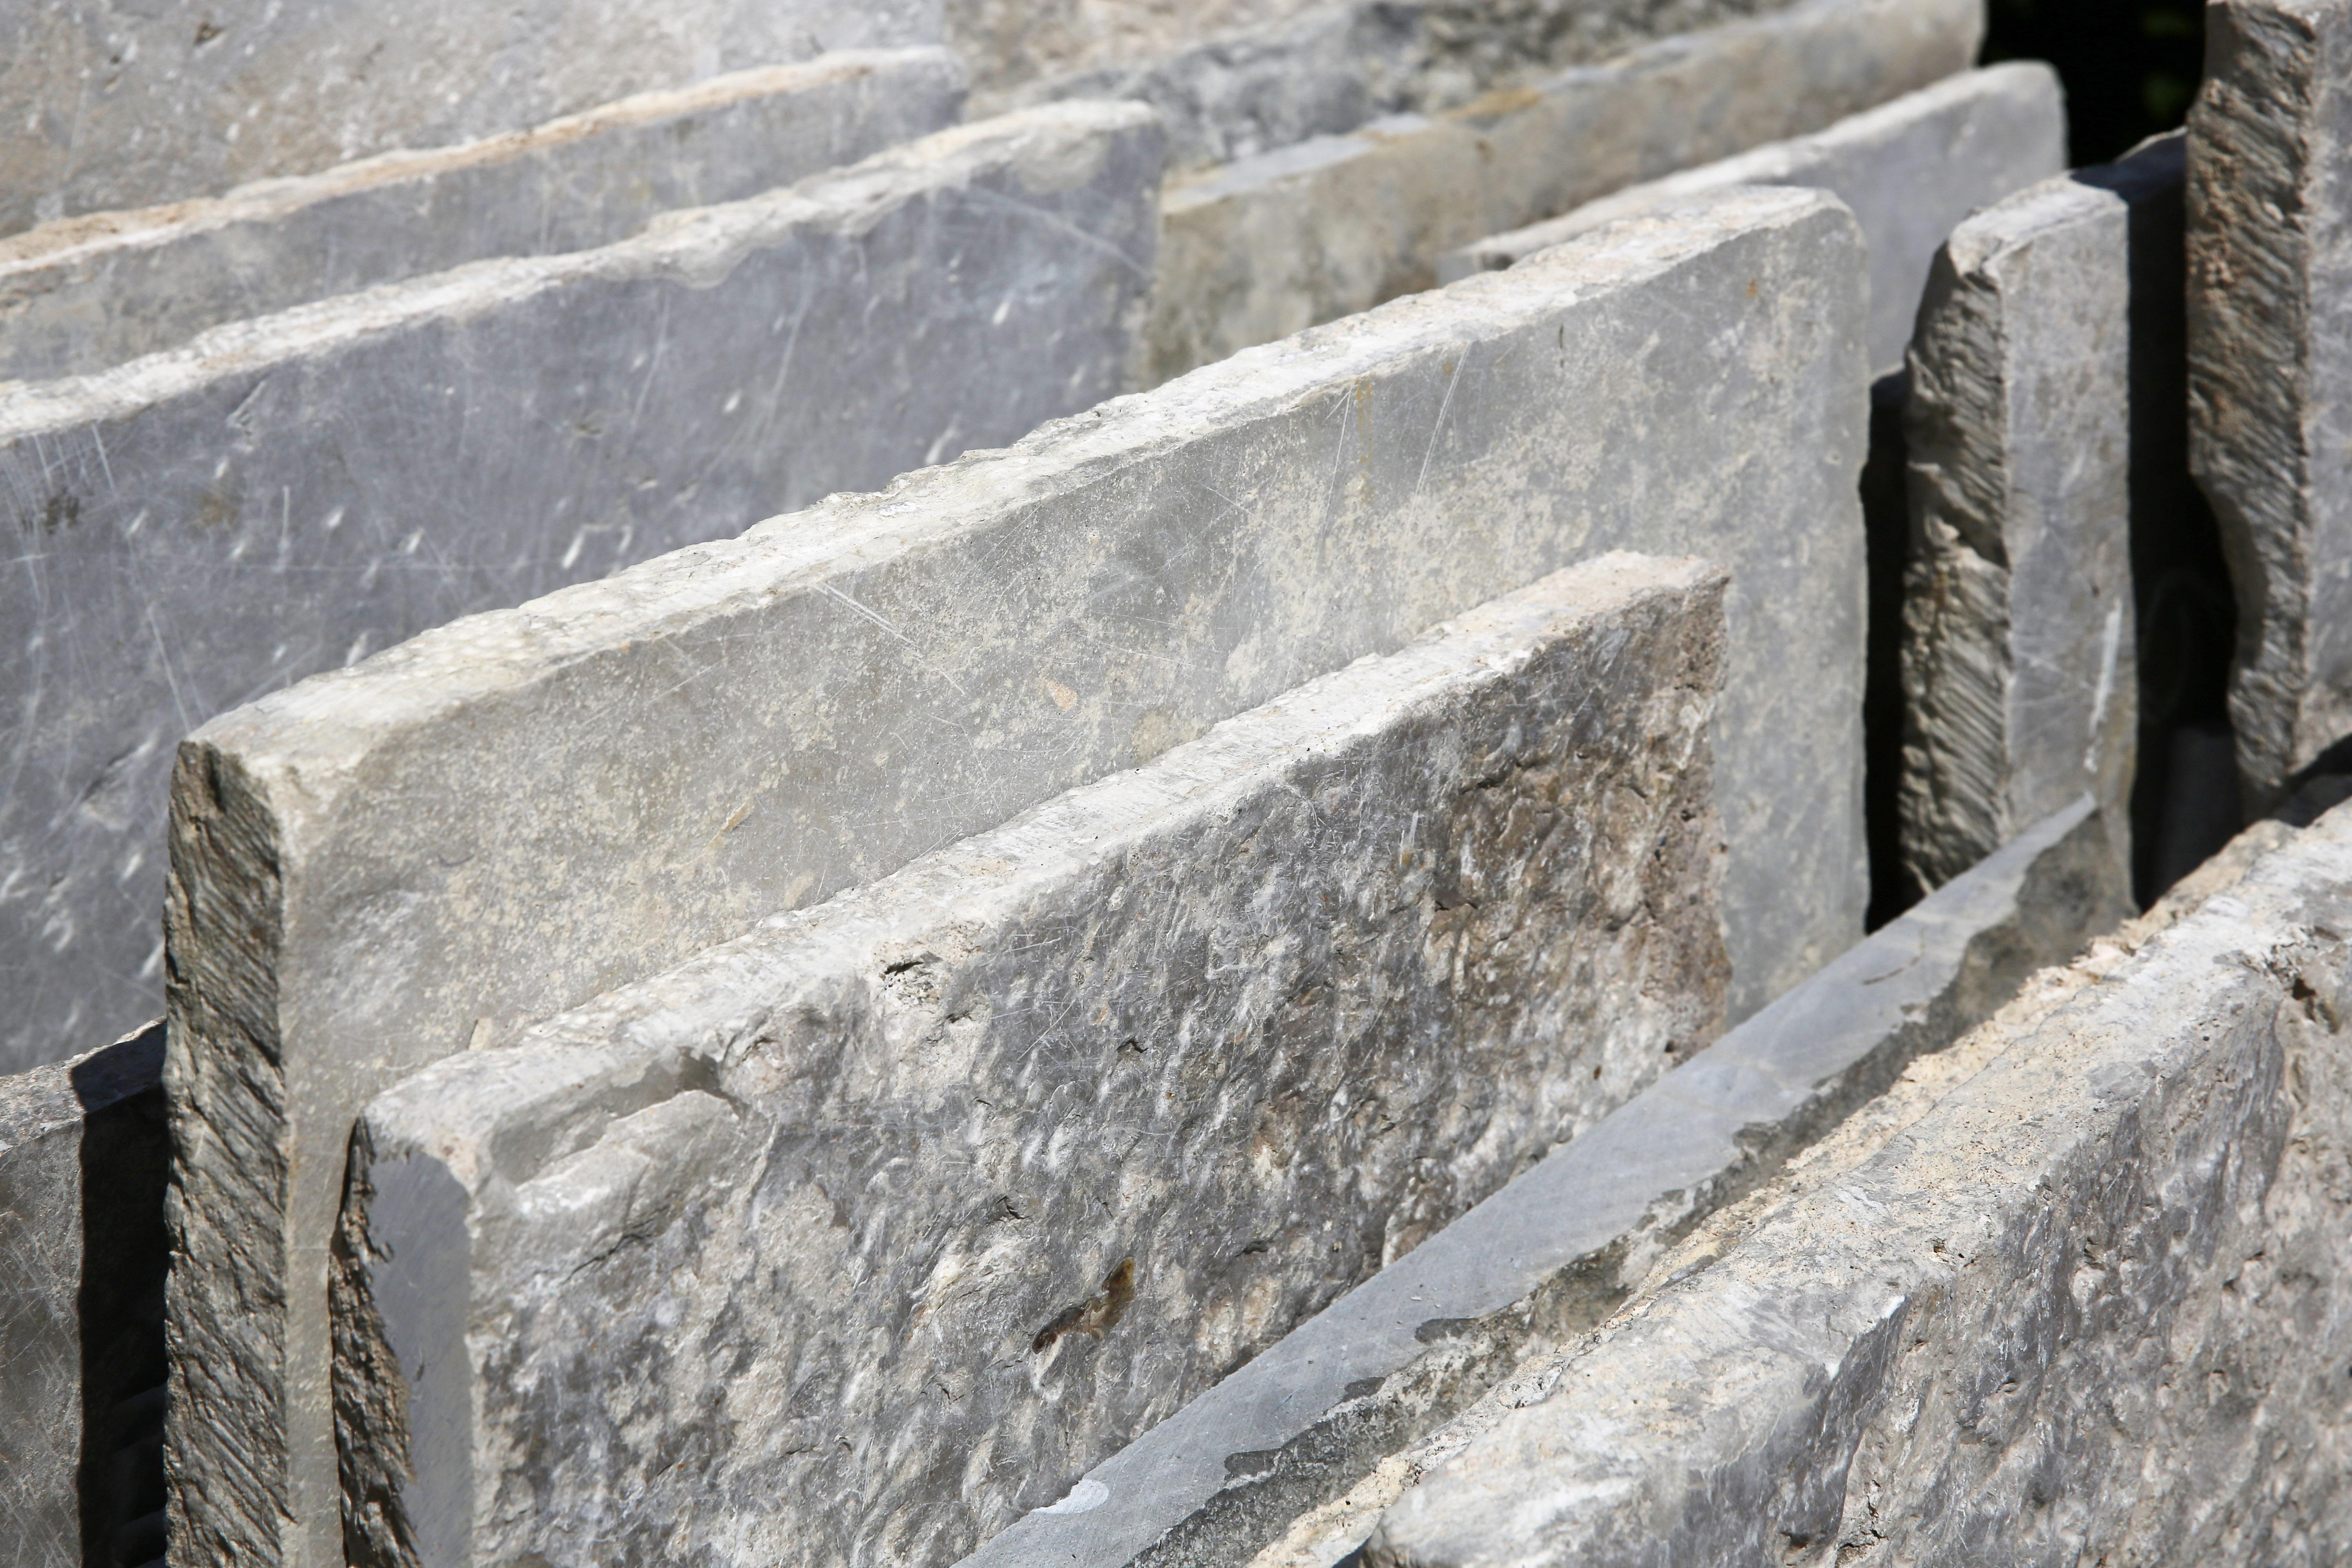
(0, 50, 967, 382)
(342, 554, 1731, 1568)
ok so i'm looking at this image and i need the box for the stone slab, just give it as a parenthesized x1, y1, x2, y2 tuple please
(0, 49, 967, 383)
(163, 187, 1866, 1568)
(1361, 807, 2352, 1566)
(0, 0, 939, 238)
(342, 552, 1733, 1568)
(960, 796, 2126, 1568)
(1443, 63, 2068, 374)
(2189, 0, 2352, 808)
(1138, 0, 1979, 385)
(0, 101, 1163, 1082)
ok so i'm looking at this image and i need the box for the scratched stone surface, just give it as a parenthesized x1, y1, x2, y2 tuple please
(163, 187, 1863, 1568)
(0, 49, 966, 382)
(341, 555, 1732, 1568)
(0, 100, 1163, 1081)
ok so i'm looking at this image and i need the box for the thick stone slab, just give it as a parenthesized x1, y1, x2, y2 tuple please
(0, 49, 966, 382)
(341, 553, 1733, 1568)
(165, 187, 1864, 1568)
(1362, 808, 2352, 1566)
(0, 101, 1163, 1081)
(1443, 64, 2067, 374)
(2188, 0, 2352, 807)
(961, 797, 2126, 1568)
(1139, 0, 1978, 384)
(0, 0, 938, 238)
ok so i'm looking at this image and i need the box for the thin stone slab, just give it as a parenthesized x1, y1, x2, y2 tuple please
(2189, 0, 2352, 808)
(1442, 63, 2067, 374)
(1361, 807, 2352, 1566)
(0, 101, 1163, 1082)
(164, 187, 1865, 1568)
(0, 49, 967, 383)
(960, 797, 2125, 1568)
(1138, 0, 1978, 384)
(341, 553, 1733, 1568)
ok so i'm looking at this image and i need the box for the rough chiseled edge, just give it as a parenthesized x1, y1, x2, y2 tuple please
(957, 797, 2125, 1568)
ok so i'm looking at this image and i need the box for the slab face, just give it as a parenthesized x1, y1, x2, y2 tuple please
(1445, 63, 2069, 373)
(0, 102, 1162, 1082)
(2189, 0, 2352, 806)
(342, 555, 1732, 1568)
(1139, 0, 1980, 384)
(1363, 809, 2352, 1567)
(0, 49, 968, 382)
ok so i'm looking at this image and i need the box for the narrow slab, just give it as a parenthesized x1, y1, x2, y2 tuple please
(0, 49, 967, 382)
(343, 553, 1732, 1568)
(165, 186, 1866, 1568)
(2188, 0, 2352, 806)
(1443, 63, 2067, 373)
(1139, 0, 1979, 384)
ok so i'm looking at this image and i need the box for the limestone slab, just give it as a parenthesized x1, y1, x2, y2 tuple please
(0, 101, 1163, 1081)
(164, 187, 1865, 1568)
(342, 553, 1732, 1568)
(2188, 0, 2352, 807)
(0, 49, 967, 383)
(1443, 63, 2068, 374)
(1139, 0, 1979, 384)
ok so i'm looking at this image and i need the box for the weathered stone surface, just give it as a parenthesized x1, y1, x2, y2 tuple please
(1140, 0, 1977, 384)
(164, 187, 1864, 1568)
(1361, 806, 2352, 1567)
(0, 49, 967, 383)
(1443, 64, 2068, 374)
(0, 102, 1163, 1082)
(964, 796, 2127, 1568)
(0, 0, 938, 238)
(342, 553, 1732, 1568)
(2189, 0, 2352, 808)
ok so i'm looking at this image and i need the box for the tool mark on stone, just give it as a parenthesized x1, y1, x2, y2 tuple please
(1030, 1256, 1136, 1354)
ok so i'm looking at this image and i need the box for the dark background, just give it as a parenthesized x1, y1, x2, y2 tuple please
(1983, 0, 2206, 163)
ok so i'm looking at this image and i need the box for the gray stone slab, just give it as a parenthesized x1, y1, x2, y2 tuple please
(0, 49, 967, 383)
(163, 186, 1865, 1568)
(1138, 0, 1979, 385)
(342, 552, 1733, 1568)
(1443, 64, 2068, 374)
(0, 101, 1163, 1082)
(2189, 0, 2352, 808)
(961, 796, 2125, 1568)
(0, 0, 939, 238)
(1361, 804, 2352, 1566)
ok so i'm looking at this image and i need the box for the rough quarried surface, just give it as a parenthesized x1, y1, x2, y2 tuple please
(2189, 0, 2352, 807)
(1444, 64, 2069, 374)
(964, 797, 2127, 1568)
(0, 50, 967, 382)
(342, 554, 1732, 1568)
(2, 101, 1162, 1082)
(1361, 807, 2352, 1567)
(1139, 0, 1978, 383)
(164, 187, 1864, 1568)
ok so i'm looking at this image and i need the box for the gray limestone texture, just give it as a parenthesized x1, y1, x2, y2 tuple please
(962, 796, 2128, 1568)
(1361, 806, 2352, 1567)
(0, 49, 968, 383)
(1138, 0, 1979, 385)
(162, 187, 1866, 1568)
(0, 0, 939, 238)
(2189, 0, 2352, 808)
(0, 101, 1164, 1082)
(1443, 64, 2069, 374)
(339, 553, 1733, 1568)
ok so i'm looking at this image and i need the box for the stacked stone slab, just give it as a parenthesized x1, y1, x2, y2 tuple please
(2189, 0, 2352, 809)
(341, 553, 1731, 1568)
(0, 50, 967, 382)
(163, 186, 1866, 1568)
(0, 101, 1163, 1080)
